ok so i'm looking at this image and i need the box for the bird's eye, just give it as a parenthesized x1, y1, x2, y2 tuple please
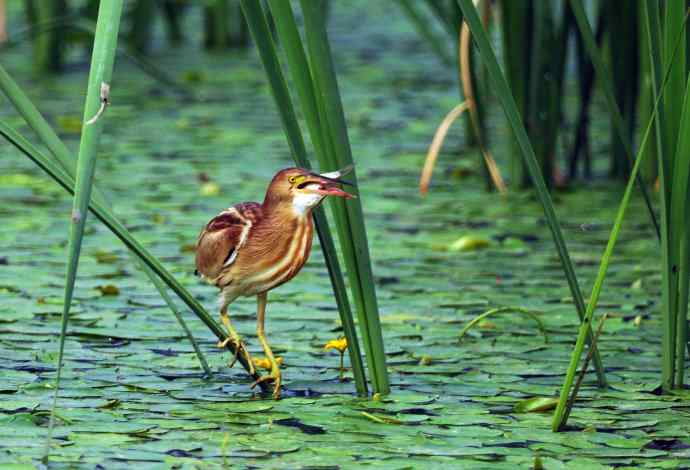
(288, 176, 297, 183)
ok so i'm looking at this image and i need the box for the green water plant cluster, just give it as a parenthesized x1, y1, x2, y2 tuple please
(0, 0, 389, 460)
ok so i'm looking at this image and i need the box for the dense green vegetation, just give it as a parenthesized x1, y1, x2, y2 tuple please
(0, 0, 689, 467)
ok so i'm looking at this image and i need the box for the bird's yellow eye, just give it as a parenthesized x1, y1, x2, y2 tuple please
(289, 175, 305, 185)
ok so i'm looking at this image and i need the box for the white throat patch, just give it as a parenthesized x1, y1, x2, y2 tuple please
(292, 193, 324, 216)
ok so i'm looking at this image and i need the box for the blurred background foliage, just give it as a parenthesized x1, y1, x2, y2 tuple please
(1, 0, 689, 398)
(4, 0, 681, 190)
(0, 0, 690, 452)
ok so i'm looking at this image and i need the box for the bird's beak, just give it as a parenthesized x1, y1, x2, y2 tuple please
(306, 165, 356, 199)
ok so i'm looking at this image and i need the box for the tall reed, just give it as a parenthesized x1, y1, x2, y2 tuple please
(240, 0, 390, 395)
(239, 0, 369, 396)
(0, 64, 210, 376)
(552, 4, 689, 430)
(568, 0, 660, 238)
(0, 121, 263, 384)
(653, 0, 689, 389)
(28, 0, 67, 73)
(455, 0, 607, 384)
(607, 0, 639, 179)
(299, 0, 390, 394)
(46, 0, 124, 456)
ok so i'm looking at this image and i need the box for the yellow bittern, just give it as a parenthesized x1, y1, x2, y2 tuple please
(195, 167, 354, 399)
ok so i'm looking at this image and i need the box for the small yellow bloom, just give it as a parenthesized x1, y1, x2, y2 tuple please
(324, 337, 348, 382)
(324, 337, 348, 353)
(200, 181, 221, 197)
(252, 356, 283, 370)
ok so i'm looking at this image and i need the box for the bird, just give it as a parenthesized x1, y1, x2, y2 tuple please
(195, 166, 354, 399)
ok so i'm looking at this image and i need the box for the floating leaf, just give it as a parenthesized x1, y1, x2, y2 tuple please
(449, 235, 490, 251)
(514, 397, 560, 413)
(93, 250, 119, 264)
(96, 284, 120, 296)
(360, 411, 403, 425)
(200, 181, 220, 197)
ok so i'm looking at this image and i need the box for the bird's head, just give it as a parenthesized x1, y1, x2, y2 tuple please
(264, 166, 355, 214)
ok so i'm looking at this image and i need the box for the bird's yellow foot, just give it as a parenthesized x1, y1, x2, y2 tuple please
(250, 366, 282, 400)
(217, 336, 255, 375)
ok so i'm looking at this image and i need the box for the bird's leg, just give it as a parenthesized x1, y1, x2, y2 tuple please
(217, 306, 255, 375)
(250, 292, 281, 399)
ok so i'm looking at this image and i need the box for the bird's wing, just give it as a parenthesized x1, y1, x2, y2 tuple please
(195, 202, 262, 280)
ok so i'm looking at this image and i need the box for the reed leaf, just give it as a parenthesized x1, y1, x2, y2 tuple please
(0, 64, 210, 376)
(642, 0, 674, 389)
(499, 0, 528, 185)
(552, 104, 658, 431)
(424, 0, 462, 38)
(398, 0, 453, 66)
(663, 0, 687, 155)
(7, 18, 193, 96)
(260, 0, 368, 394)
(47, 0, 123, 453)
(239, 0, 368, 395)
(298, 0, 390, 394)
(642, 2, 690, 390)
(561, 313, 608, 425)
(417, 15, 506, 195)
(31, 0, 66, 73)
(458, 307, 547, 344)
(662, 1, 688, 390)
(637, 0, 659, 183)
(552, 18, 688, 430)
(455, 0, 606, 386)
(458, 21, 505, 193)
(419, 101, 471, 194)
(0, 121, 264, 388)
(670, 77, 690, 387)
(568, 0, 660, 239)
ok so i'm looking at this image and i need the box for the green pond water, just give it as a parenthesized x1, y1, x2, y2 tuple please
(1, 2, 688, 469)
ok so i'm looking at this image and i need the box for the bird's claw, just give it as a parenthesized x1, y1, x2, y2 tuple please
(229, 345, 256, 375)
(218, 336, 255, 375)
(251, 370, 281, 400)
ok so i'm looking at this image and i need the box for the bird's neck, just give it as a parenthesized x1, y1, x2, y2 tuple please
(262, 197, 315, 224)
(262, 193, 323, 220)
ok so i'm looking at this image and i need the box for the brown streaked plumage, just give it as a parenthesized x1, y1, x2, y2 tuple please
(195, 166, 354, 399)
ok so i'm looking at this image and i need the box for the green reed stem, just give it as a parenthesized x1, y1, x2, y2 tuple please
(398, 0, 453, 66)
(455, 0, 606, 387)
(569, 0, 660, 240)
(642, 0, 674, 390)
(458, 307, 547, 344)
(0, 122, 263, 388)
(552, 19, 687, 429)
(299, 0, 390, 394)
(0, 64, 210, 376)
(47, 0, 123, 458)
(239, 0, 369, 396)
(264, 0, 369, 395)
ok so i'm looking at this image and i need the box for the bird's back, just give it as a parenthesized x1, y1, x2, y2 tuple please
(195, 202, 262, 284)
(195, 201, 314, 297)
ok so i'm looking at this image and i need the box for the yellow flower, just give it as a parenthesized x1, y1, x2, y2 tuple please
(252, 356, 283, 370)
(324, 337, 348, 353)
(200, 181, 220, 197)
